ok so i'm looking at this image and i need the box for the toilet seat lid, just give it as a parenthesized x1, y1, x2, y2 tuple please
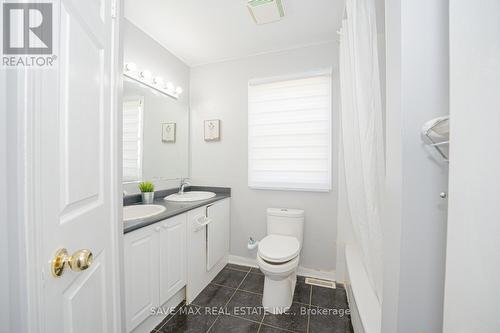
(258, 235, 300, 263)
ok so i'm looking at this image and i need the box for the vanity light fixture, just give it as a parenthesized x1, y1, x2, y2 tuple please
(139, 70, 152, 80)
(153, 76, 164, 86)
(124, 62, 137, 72)
(123, 62, 183, 99)
(165, 82, 174, 91)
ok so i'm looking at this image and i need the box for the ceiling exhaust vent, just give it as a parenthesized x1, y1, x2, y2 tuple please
(247, 0, 285, 25)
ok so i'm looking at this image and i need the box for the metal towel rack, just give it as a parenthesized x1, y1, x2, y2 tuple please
(421, 116, 450, 162)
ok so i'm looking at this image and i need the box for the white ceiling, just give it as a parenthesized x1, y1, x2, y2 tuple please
(124, 0, 345, 67)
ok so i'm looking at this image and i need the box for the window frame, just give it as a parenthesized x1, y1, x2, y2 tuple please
(122, 96, 144, 183)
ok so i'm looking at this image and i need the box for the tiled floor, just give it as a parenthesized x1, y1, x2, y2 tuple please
(152, 264, 353, 333)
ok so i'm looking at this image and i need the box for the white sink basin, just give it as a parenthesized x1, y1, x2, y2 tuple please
(123, 204, 166, 222)
(164, 191, 216, 202)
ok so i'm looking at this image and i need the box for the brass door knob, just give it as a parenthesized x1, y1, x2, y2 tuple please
(51, 248, 93, 278)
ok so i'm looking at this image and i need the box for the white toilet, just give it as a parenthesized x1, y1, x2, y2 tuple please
(257, 208, 304, 314)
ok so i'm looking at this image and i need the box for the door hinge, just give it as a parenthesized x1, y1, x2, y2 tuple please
(111, 0, 117, 18)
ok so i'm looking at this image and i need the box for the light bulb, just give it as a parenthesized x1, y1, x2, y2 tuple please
(153, 76, 164, 85)
(165, 82, 174, 91)
(124, 62, 136, 71)
(140, 70, 152, 80)
(175, 86, 183, 94)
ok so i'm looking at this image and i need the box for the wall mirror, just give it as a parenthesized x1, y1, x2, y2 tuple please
(122, 77, 189, 189)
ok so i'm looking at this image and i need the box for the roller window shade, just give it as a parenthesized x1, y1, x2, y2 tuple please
(123, 98, 143, 182)
(248, 73, 332, 191)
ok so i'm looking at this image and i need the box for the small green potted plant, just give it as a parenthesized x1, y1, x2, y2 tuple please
(138, 181, 155, 204)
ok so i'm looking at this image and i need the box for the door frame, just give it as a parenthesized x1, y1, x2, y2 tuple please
(4, 0, 125, 332)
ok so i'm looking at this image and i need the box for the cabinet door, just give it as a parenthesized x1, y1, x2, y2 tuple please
(159, 214, 187, 305)
(207, 199, 230, 271)
(186, 206, 208, 303)
(124, 224, 160, 332)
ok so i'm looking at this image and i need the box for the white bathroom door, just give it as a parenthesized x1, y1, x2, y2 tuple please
(34, 0, 122, 332)
(443, 1, 500, 332)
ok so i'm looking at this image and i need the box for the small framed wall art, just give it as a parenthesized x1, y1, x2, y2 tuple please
(162, 123, 176, 143)
(204, 119, 220, 141)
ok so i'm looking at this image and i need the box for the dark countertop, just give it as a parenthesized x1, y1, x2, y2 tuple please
(123, 186, 230, 234)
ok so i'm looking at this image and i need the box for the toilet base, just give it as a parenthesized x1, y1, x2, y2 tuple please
(262, 271, 297, 314)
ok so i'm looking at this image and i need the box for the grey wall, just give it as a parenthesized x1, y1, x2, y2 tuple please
(122, 19, 190, 194)
(189, 43, 339, 272)
(383, 0, 449, 332)
(382, 0, 403, 330)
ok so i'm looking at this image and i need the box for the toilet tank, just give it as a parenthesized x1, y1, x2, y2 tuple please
(267, 208, 305, 245)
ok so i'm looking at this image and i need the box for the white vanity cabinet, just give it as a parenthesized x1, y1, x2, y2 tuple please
(124, 197, 230, 332)
(124, 214, 187, 332)
(186, 198, 230, 303)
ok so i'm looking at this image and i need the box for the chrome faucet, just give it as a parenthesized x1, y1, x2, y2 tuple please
(178, 178, 190, 194)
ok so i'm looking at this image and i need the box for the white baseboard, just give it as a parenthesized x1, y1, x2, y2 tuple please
(297, 266, 336, 282)
(228, 254, 259, 268)
(228, 254, 336, 281)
